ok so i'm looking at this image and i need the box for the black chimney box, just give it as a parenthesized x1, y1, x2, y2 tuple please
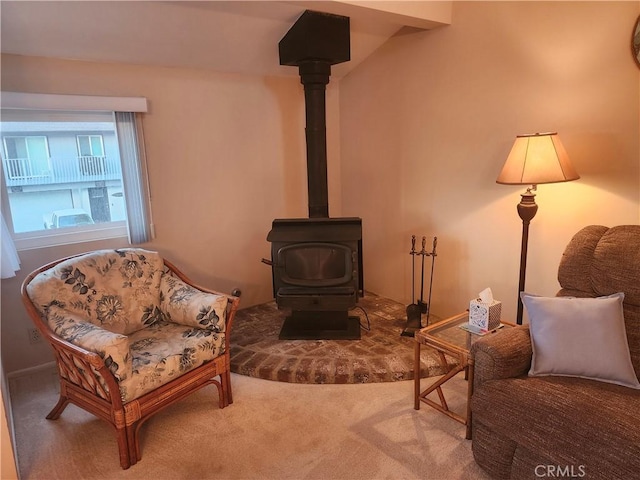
(279, 10, 350, 218)
(279, 10, 350, 67)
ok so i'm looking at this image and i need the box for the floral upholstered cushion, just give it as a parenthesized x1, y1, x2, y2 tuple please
(160, 271, 228, 332)
(119, 320, 225, 402)
(27, 249, 165, 335)
(47, 305, 132, 383)
(27, 248, 230, 403)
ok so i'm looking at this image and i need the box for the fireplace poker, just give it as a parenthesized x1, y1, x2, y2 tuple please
(417, 236, 428, 315)
(425, 236, 438, 326)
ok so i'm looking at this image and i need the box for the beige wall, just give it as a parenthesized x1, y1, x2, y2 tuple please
(340, 1, 640, 322)
(1, 54, 343, 373)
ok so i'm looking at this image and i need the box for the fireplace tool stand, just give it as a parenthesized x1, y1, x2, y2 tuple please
(401, 236, 438, 337)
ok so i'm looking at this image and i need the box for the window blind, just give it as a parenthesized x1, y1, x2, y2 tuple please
(115, 112, 152, 244)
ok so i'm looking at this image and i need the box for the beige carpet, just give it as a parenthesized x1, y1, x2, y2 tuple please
(9, 367, 490, 480)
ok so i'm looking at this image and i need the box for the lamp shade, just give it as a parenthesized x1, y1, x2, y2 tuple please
(496, 132, 579, 185)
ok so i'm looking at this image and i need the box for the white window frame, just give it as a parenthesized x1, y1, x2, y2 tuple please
(11, 222, 129, 250)
(1, 92, 152, 250)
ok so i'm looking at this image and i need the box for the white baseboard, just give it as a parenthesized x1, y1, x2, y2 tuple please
(7, 361, 56, 379)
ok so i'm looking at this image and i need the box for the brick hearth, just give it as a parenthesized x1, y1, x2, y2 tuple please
(230, 292, 454, 384)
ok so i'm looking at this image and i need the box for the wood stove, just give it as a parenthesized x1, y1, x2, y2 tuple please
(264, 10, 363, 339)
(267, 217, 363, 339)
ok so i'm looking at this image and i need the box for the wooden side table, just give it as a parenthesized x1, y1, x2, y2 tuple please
(414, 312, 511, 439)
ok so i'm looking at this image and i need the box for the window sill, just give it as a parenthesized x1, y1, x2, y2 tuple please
(14, 222, 128, 251)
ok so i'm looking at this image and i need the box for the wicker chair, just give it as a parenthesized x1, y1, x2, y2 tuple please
(21, 248, 240, 469)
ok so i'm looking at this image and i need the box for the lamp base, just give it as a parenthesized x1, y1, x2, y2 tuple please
(517, 189, 538, 223)
(515, 188, 538, 324)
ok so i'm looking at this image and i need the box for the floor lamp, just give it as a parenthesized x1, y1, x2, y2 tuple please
(496, 132, 579, 324)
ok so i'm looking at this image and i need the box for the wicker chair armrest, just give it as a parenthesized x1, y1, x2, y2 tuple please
(47, 306, 132, 379)
(43, 326, 124, 406)
(48, 332, 108, 368)
(471, 325, 532, 388)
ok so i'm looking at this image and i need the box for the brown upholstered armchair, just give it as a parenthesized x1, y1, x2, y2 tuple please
(470, 225, 640, 479)
(22, 248, 240, 469)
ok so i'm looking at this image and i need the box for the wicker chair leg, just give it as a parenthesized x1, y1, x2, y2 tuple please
(125, 423, 140, 467)
(45, 395, 70, 420)
(208, 378, 224, 409)
(132, 422, 145, 463)
(225, 369, 233, 405)
(116, 427, 131, 469)
(215, 377, 226, 408)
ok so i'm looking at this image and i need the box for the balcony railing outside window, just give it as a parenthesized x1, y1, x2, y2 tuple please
(2, 155, 121, 187)
(3, 157, 49, 180)
(78, 155, 107, 176)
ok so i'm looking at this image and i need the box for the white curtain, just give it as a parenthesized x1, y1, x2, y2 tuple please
(1, 213, 20, 279)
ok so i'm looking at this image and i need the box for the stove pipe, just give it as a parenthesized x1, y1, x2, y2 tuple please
(279, 10, 350, 218)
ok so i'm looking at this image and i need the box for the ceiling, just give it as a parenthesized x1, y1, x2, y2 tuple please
(0, 1, 451, 78)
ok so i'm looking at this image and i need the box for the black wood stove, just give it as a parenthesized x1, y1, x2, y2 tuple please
(267, 217, 363, 339)
(264, 10, 363, 340)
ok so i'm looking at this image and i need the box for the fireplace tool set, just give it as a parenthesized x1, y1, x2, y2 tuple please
(401, 235, 438, 337)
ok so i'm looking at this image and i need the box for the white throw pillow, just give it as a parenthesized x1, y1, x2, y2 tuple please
(521, 292, 640, 389)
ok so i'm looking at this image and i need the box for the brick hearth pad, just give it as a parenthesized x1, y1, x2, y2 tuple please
(229, 292, 455, 384)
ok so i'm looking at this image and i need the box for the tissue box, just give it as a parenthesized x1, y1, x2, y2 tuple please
(469, 298, 502, 331)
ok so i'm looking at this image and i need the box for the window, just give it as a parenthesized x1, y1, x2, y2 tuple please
(77, 135, 104, 157)
(77, 134, 106, 176)
(3, 136, 50, 179)
(0, 92, 152, 249)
